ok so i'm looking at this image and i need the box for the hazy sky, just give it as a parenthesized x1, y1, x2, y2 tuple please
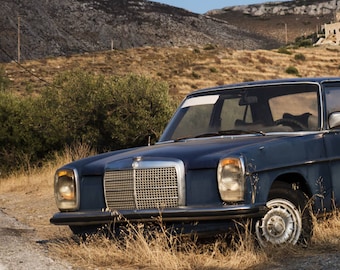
(152, 0, 289, 14)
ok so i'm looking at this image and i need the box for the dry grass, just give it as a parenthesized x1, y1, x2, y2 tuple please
(1, 144, 340, 269)
(0, 142, 96, 240)
(3, 45, 340, 97)
(0, 142, 95, 193)
(313, 211, 340, 247)
(0, 144, 269, 269)
(49, 221, 268, 270)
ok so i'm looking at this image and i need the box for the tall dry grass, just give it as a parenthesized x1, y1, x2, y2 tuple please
(49, 221, 269, 270)
(0, 142, 96, 193)
(2, 142, 340, 269)
(313, 211, 340, 247)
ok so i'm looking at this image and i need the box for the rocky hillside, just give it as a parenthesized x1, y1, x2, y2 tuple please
(0, 0, 279, 63)
(0, 0, 338, 63)
(209, 0, 339, 44)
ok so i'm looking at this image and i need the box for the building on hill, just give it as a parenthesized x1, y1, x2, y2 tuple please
(318, 10, 340, 45)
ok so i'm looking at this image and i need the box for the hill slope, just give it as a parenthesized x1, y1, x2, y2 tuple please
(4, 45, 340, 96)
(0, 0, 279, 62)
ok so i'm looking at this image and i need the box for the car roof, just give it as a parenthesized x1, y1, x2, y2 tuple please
(189, 77, 340, 96)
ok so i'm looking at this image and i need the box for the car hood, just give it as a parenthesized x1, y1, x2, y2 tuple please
(62, 134, 300, 176)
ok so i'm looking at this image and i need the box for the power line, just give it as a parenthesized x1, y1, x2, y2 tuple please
(0, 46, 54, 88)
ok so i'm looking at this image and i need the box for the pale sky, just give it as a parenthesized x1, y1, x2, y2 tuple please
(152, 0, 289, 14)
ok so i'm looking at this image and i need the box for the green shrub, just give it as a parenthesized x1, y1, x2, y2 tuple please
(277, 47, 292, 55)
(285, 66, 299, 75)
(0, 92, 39, 173)
(0, 72, 177, 175)
(0, 66, 11, 92)
(192, 71, 201, 79)
(295, 36, 314, 47)
(103, 74, 176, 149)
(203, 44, 216, 50)
(193, 48, 200, 54)
(294, 53, 306, 61)
(38, 71, 176, 151)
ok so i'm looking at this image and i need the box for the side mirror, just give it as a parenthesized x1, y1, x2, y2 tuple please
(329, 112, 340, 129)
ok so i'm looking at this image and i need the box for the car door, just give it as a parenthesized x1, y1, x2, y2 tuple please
(322, 81, 340, 209)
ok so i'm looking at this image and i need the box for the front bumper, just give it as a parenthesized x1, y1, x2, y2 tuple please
(50, 204, 267, 226)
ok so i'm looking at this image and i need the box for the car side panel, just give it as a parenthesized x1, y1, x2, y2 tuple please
(323, 131, 340, 208)
(242, 133, 333, 212)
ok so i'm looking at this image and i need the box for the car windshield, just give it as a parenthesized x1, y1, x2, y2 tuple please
(159, 83, 320, 142)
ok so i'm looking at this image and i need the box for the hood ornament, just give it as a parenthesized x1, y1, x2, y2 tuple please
(132, 156, 142, 169)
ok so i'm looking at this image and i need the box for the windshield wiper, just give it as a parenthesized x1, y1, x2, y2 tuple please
(217, 129, 266, 136)
(174, 129, 265, 141)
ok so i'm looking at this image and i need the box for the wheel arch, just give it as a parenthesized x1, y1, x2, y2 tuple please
(269, 173, 313, 200)
(256, 172, 314, 246)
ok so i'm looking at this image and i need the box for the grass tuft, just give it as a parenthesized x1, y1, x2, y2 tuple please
(49, 220, 268, 269)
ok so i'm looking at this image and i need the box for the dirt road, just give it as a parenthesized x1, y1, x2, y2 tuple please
(0, 209, 71, 270)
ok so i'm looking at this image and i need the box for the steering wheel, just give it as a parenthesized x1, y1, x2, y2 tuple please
(274, 118, 307, 131)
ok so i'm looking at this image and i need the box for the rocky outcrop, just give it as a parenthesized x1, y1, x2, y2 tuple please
(209, 0, 339, 17)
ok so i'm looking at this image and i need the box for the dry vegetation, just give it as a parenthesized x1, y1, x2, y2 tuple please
(3, 45, 340, 98)
(1, 146, 340, 269)
(1, 45, 340, 269)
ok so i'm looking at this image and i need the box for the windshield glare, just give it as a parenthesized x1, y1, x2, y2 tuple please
(160, 83, 320, 142)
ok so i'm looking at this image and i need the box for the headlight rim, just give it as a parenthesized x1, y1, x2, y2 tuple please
(54, 168, 80, 211)
(217, 156, 246, 202)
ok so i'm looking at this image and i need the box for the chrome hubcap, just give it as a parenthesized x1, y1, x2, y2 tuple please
(255, 198, 302, 246)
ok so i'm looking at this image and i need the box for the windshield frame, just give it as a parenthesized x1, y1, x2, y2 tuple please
(159, 82, 322, 142)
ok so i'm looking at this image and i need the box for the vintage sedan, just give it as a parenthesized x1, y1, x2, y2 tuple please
(51, 77, 340, 246)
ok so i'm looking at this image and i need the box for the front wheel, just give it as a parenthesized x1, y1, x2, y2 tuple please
(255, 183, 312, 247)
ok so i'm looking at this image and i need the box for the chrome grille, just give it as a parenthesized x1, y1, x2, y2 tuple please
(104, 166, 180, 210)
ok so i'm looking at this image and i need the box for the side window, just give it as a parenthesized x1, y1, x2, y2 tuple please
(269, 92, 318, 121)
(325, 86, 340, 115)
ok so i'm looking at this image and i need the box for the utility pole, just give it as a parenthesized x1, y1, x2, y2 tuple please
(285, 23, 288, 44)
(17, 15, 21, 63)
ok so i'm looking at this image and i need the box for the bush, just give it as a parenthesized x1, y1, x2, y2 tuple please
(0, 92, 40, 173)
(103, 74, 176, 149)
(285, 66, 299, 75)
(203, 44, 216, 50)
(191, 71, 201, 79)
(295, 36, 314, 48)
(39, 72, 176, 150)
(294, 53, 306, 61)
(277, 47, 292, 55)
(0, 72, 176, 175)
(0, 66, 11, 92)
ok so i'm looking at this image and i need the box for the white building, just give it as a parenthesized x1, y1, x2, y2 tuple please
(323, 11, 340, 45)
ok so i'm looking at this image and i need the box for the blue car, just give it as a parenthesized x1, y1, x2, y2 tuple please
(51, 77, 340, 246)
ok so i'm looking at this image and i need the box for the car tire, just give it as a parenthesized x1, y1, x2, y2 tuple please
(69, 225, 102, 237)
(255, 182, 313, 247)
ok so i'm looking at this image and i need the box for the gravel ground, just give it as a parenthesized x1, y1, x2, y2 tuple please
(0, 209, 71, 270)
(258, 253, 340, 270)
(2, 204, 340, 270)
(1, 190, 340, 270)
